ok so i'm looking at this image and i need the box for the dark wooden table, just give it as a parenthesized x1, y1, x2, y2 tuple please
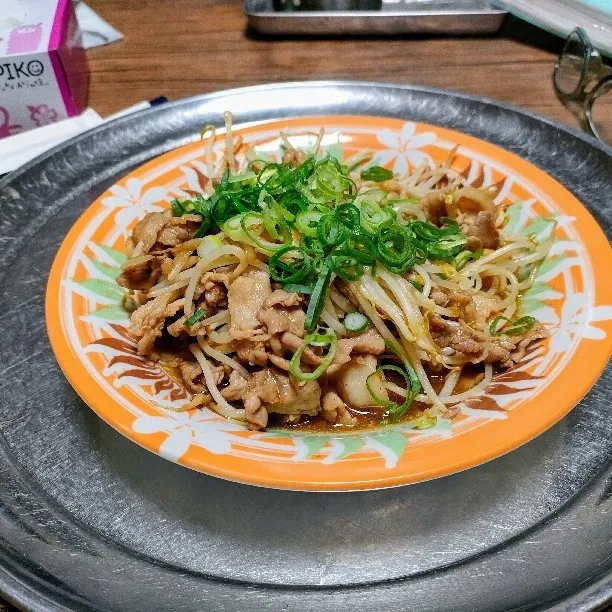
(85, 0, 577, 128)
(0, 2, 586, 610)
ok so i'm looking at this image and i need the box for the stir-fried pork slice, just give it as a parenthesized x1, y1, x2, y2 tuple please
(429, 286, 449, 307)
(268, 353, 291, 371)
(258, 290, 306, 337)
(221, 370, 248, 401)
(192, 270, 231, 302)
(263, 289, 302, 309)
(463, 294, 503, 328)
(281, 149, 307, 167)
(263, 371, 321, 415)
(328, 328, 386, 374)
(116, 255, 164, 290)
(228, 270, 271, 340)
(128, 211, 202, 255)
(156, 215, 202, 247)
(420, 191, 447, 226)
(166, 279, 227, 338)
(203, 281, 227, 308)
(179, 360, 206, 394)
(279, 328, 386, 374)
(178, 359, 229, 394)
(430, 315, 512, 364)
(430, 288, 503, 328)
(128, 213, 169, 255)
(129, 293, 183, 355)
(234, 339, 270, 367)
(458, 210, 500, 250)
(505, 325, 548, 367)
(429, 315, 546, 366)
(222, 368, 321, 430)
(259, 308, 305, 337)
(321, 390, 357, 425)
(127, 211, 202, 255)
(333, 354, 389, 408)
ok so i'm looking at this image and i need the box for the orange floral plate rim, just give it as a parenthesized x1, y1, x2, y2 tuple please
(46, 115, 612, 491)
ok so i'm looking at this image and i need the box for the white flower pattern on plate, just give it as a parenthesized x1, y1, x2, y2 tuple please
(102, 177, 167, 228)
(546, 293, 612, 354)
(132, 410, 243, 461)
(375, 122, 436, 174)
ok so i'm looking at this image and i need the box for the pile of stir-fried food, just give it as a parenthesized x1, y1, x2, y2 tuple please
(117, 114, 550, 431)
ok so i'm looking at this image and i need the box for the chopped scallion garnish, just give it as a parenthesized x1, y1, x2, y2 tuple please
(185, 308, 206, 328)
(305, 264, 332, 331)
(489, 315, 536, 336)
(344, 312, 368, 333)
(186, 152, 475, 335)
(290, 330, 337, 381)
(361, 166, 393, 182)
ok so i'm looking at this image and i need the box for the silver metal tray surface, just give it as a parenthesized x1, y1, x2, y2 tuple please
(245, 0, 506, 36)
(0, 81, 611, 612)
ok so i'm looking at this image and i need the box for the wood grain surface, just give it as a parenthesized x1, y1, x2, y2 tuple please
(85, 0, 579, 128)
(0, 2, 586, 610)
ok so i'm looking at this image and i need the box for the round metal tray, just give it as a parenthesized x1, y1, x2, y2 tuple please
(0, 82, 610, 611)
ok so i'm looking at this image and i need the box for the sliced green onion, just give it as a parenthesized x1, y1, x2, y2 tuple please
(344, 312, 368, 333)
(240, 212, 286, 252)
(258, 164, 280, 186)
(290, 330, 338, 381)
(410, 279, 424, 291)
(171, 194, 214, 237)
(269, 245, 312, 284)
(329, 252, 364, 281)
(489, 315, 536, 336)
(335, 203, 361, 234)
(375, 222, 417, 274)
(185, 308, 206, 327)
(439, 217, 460, 232)
(262, 203, 292, 242)
(305, 264, 332, 330)
(284, 283, 314, 294)
(309, 157, 353, 200)
(369, 345, 422, 422)
(361, 166, 393, 182)
(277, 189, 308, 215)
(454, 248, 483, 270)
(454, 250, 472, 270)
(317, 214, 349, 247)
(295, 210, 324, 237)
(300, 234, 325, 257)
(171, 197, 190, 216)
(366, 365, 408, 414)
(357, 198, 394, 235)
(228, 170, 257, 184)
(410, 221, 443, 242)
(424, 235, 467, 260)
(339, 235, 377, 265)
(354, 188, 386, 205)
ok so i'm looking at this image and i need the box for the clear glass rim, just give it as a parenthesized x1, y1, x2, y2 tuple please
(554, 28, 591, 100)
(585, 75, 612, 144)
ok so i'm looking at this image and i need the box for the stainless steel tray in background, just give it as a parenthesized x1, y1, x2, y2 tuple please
(245, 0, 506, 36)
(0, 82, 611, 611)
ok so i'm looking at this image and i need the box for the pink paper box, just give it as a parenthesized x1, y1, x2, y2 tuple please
(0, 0, 89, 139)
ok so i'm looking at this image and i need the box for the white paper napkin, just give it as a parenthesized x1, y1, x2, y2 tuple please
(76, 2, 124, 49)
(0, 109, 103, 175)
